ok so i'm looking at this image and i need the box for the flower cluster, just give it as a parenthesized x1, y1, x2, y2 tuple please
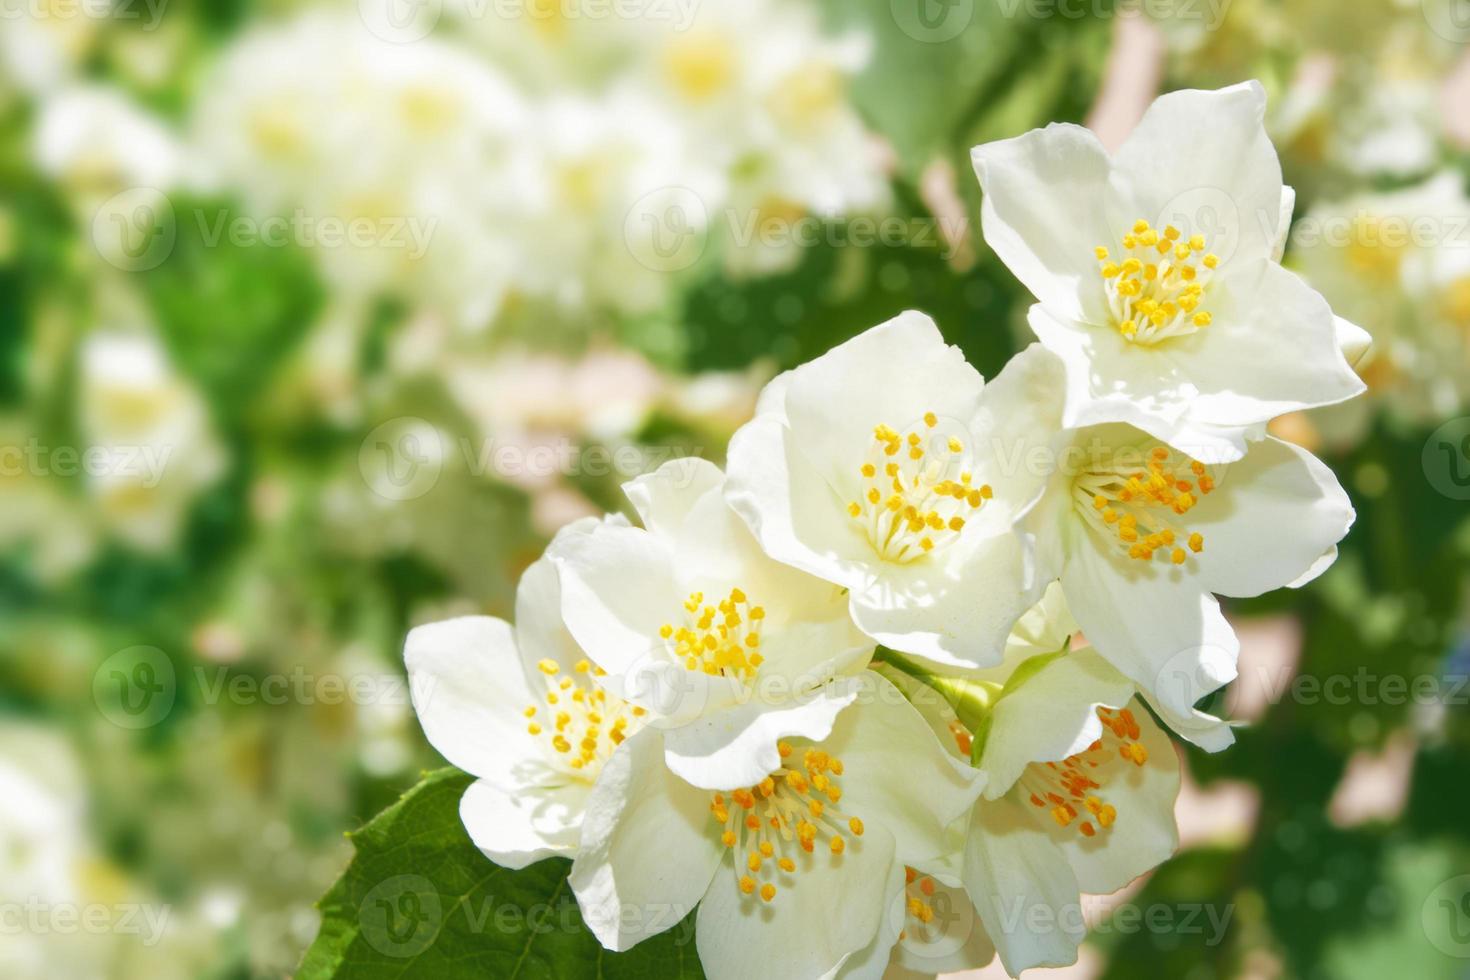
(406, 83, 1363, 978)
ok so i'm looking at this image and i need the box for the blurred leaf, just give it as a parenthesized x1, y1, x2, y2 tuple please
(298, 768, 705, 980)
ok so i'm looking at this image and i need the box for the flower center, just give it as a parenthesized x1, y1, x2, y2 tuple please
(1019, 706, 1148, 839)
(523, 658, 645, 777)
(1073, 444, 1212, 565)
(900, 867, 939, 939)
(660, 588, 765, 681)
(1095, 219, 1219, 345)
(709, 742, 865, 904)
(663, 31, 737, 103)
(847, 413, 991, 563)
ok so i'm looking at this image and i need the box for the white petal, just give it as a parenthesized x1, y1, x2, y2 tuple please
(1184, 264, 1365, 426)
(552, 521, 681, 696)
(569, 727, 723, 952)
(1048, 699, 1181, 895)
(754, 367, 796, 417)
(1060, 540, 1239, 731)
(1110, 82, 1282, 268)
(978, 649, 1137, 800)
(971, 123, 1116, 323)
(968, 342, 1069, 525)
(661, 678, 861, 792)
(849, 531, 1038, 670)
(516, 515, 626, 677)
(1191, 436, 1353, 598)
(1335, 316, 1373, 369)
(696, 824, 897, 980)
(778, 311, 986, 496)
(1271, 185, 1295, 263)
(623, 457, 726, 537)
(826, 672, 985, 867)
(962, 797, 1083, 976)
(725, 415, 872, 590)
(459, 777, 588, 870)
(404, 616, 546, 787)
(821, 859, 905, 980)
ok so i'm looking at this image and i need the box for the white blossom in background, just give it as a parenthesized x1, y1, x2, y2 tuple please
(1292, 172, 1470, 431)
(78, 330, 225, 552)
(191, 11, 532, 329)
(626, 0, 890, 275)
(0, 0, 107, 96)
(33, 85, 184, 197)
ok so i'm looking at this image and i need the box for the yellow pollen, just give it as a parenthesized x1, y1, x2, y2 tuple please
(708, 748, 861, 903)
(1096, 218, 1219, 345)
(848, 413, 987, 563)
(523, 650, 641, 781)
(1018, 706, 1146, 841)
(1072, 441, 1209, 566)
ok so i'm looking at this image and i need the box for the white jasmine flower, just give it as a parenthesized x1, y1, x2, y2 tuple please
(405, 516, 648, 868)
(724, 311, 1060, 670)
(962, 663, 1183, 976)
(1011, 355, 1353, 740)
(568, 670, 983, 980)
(972, 82, 1363, 459)
(550, 458, 874, 790)
(879, 593, 1203, 977)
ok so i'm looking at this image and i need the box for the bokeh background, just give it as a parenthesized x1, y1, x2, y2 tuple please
(2, 0, 1469, 976)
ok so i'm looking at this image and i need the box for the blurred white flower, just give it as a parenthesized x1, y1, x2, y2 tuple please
(33, 85, 184, 194)
(78, 330, 225, 551)
(0, 0, 106, 96)
(1292, 171, 1470, 428)
(192, 11, 531, 328)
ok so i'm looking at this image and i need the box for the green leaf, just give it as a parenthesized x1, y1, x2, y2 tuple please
(297, 768, 705, 980)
